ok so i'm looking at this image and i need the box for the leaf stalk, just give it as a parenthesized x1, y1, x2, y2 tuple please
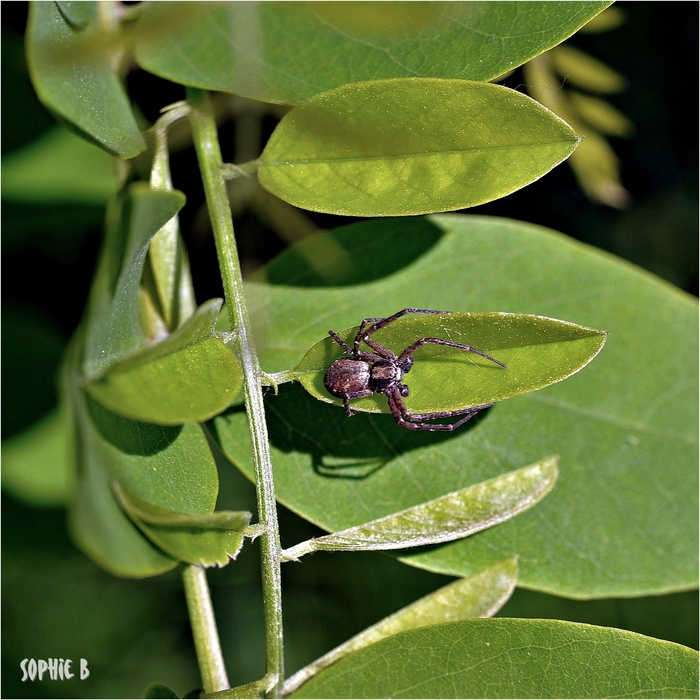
(187, 87, 284, 697)
(182, 565, 230, 694)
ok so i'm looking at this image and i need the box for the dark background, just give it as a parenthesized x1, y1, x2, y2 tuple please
(2, 2, 698, 698)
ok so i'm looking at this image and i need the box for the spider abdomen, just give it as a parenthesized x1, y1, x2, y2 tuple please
(324, 358, 373, 399)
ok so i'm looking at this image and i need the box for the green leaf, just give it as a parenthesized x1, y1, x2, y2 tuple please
(83, 183, 186, 377)
(134, 2, 612, 105)
(258, 78, 579, 216)
(0, 126, 118, 203)
(568, 91, 634, 138)
(85, 299, 242, 425)
(112, 483, 251, 567)
(296, 313, 605, 416)
(203, 680, 267, 698)
(144, 683, 181, 699)
(549, 44, 627, 94)
(1, 410, 72, 507)
(26, 1, 145, 158)
(290, 619, 699, 699)
(523, 54, 630, 209)
(210, 215, 698, 597)
(284, 458, 557, 557)
(283, 557, 518, 695)
(65, 326, 220, 578)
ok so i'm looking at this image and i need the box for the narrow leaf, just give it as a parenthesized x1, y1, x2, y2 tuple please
(549, 44, 627, 94)
(113, 483, 251, 568)
(568, 91, 634, 137)
(283, 457, 557, 557)
(26, 1, 145, 158)
(85, 299, 242, 425)
(291, 619, 699, 699)
(283, 557, 518, 696)
(258, 78, 580, 216)
(296, 312, 606, 416)
(83, 183, 186, 377)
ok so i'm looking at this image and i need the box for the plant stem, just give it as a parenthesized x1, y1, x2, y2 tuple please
(182, 565, 230, 694)
(187, 87, 284, 697)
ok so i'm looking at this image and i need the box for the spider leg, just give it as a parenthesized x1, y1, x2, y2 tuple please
(343, 397, 355, 417)
(387, 390, 492, 431)
(397, 337, 506, 369)
(356, 308, 450, 356)
(328, 329, 354, 355)
(360, 308, 449, 341)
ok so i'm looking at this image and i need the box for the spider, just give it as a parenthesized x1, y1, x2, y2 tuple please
(323, 308, 506, 431)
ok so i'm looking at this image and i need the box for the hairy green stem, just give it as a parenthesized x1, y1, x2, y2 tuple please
(182, 565, 229, 694)
(187, 87, 284, 697)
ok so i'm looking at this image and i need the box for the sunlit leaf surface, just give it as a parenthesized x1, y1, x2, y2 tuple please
(295, 312, 604, 415)
(258, 79, 579, 216)
(291, 619, 699, 698)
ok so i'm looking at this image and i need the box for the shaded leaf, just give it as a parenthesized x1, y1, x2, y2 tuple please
(291, 619, 699, 698)
(283, 557, 518, 696)
(0, 126, 118, 203)
(295, 312, 605, 416)
(211, 215, 698, 597)
(113, 483, 251, 567)
(26, 1, 145, 158)
(258, 78, 579, 216)
(85, 299, 242, 425)
(1, 410, 72, 507)
(83, 183, 187, 377)
(144, 683, 181, 699)
(65, 327, 219, 578)
(284, 458, 557, 557)
(147, 122, 197, 331)
(134, 2, 612, 105)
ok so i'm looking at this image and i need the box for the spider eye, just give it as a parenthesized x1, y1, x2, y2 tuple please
(400, 385, 410, 397)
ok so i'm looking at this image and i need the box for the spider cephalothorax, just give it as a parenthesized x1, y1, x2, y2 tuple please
(323, 308, 506, 431)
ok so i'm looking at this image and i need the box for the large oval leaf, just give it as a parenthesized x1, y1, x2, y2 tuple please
(26, 2, 145, 158)
(258, 79, 579, 216)
(291, 619, 699, 698)
(210, 215, 698, 598)
(134, 2, 612, 105)
(295, 313, 605, 415)
(85, 299, 242, 425)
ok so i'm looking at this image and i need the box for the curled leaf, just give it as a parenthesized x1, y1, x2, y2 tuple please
(282, 457, 557, 557)
(85, 299, 242, 425)
(113, 483, 252, 567)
